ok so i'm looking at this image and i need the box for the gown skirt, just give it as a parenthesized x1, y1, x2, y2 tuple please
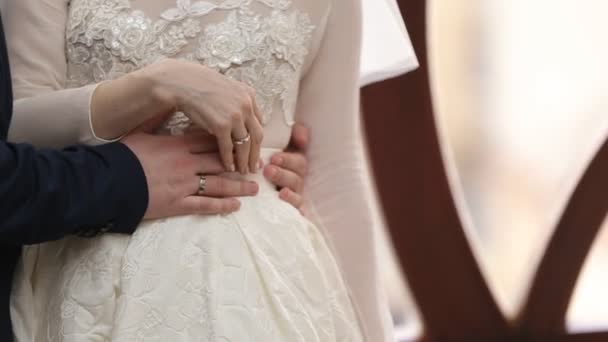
(10, 149, 365, 342)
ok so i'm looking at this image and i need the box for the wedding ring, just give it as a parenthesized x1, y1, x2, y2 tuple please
(197, 174, 207, 196)
(233, 133, 251, 145)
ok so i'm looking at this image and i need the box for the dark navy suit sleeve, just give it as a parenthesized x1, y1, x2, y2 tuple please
(0, 11, 149, 340)
(0, 13, 149, 246)
(0, 141, 149, 245)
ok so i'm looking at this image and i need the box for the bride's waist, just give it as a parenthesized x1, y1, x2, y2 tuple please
(219, 148, 281, 195)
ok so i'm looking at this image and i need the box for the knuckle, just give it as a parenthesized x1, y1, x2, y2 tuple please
(212, 201, 223, 213)
(221, 200, 233, 212)
(211, 119, 229, 132)
(216, 178, 227, 195)
(252, 129, 264, 144)
(239, 96, 252, 113)
(230, 111, 243, 124)
(273, 169, 283, 182)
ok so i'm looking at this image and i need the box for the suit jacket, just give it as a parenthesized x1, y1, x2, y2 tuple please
(0, 13, 148, 339)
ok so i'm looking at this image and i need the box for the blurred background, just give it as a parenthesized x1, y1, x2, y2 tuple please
(369, 1, 608, 340)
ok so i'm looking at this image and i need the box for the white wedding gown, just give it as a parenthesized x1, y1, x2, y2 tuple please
(4, 0, 396, 341)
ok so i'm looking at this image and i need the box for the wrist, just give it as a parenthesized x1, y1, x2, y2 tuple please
(90, 80, 120, 140)
(136, 61, 177, 112)
(90, 69, 170, 139)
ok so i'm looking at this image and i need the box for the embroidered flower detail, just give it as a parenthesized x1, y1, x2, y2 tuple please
(264, 11, 314, 68)
(68, 46, 91, 64)
(181, 19, 202, 37)
(66, 0, 316, 127)
(225, 59, 294, 124)
(218, 0, 249, 10)
(161, 0, 217, 22)
(196, 12, 252, 70)
(163, 111, 192, 135)
(256, 0, 292, 11)
(67, 6, 91, 43)
(60, 299, 78, 319)
(104, 11, 154, 62)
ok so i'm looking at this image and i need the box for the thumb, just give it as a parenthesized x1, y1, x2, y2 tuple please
(289, 123, 310, 152)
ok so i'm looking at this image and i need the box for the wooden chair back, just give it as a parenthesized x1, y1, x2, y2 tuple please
(361, 1, 608, 341)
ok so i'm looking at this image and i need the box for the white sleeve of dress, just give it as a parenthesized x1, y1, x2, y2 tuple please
(295, 1, 394, 341)
(3, 0, 111, 148)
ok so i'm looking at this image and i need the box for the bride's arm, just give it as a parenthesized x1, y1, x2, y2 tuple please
(295, 1, 394, 341)
(3, 0, 263, 172)
(3, 0, 162, 148)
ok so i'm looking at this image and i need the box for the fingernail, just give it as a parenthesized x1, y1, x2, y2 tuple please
(279, 188, 288, 199)
(229, 164, 236, 172)
(249, 181, 259, 194)
(253, 159, 264, 173)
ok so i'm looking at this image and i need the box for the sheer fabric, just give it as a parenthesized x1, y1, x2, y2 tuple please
(360, 0, 418, 86)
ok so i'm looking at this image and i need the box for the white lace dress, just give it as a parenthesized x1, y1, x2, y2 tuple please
(5, 0, 395, 341)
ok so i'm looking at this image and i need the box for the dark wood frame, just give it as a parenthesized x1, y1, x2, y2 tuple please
(361, 1, 608, 341)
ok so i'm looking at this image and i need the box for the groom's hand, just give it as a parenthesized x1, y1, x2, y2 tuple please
(264, 123, 310, 212)
(122, 133, 258, 220)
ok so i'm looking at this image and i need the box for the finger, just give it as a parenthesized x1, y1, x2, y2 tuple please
(182, 133, 218, 153)
(194, 175, 259, 198)
(183, 125, 213, 136)
(187, 153, 225, 175)
(232, 119, 251, 174)
(246, 114, 264, 173)
(263, 165, 303, 193)
(178, 196, 241, 215)
(279, 188, 303, 210)
(216, 129, 235, 172)
(270, 152, 308, 178)
(249, 88, 265, 125)
(288, 123, 310, 152)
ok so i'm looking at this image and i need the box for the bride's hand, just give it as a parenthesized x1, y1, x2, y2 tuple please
(138, 59, 264, 174)
(265, 123, 310, 213)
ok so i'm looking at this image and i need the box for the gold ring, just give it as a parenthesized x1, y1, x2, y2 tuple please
(233, 133, 251, 145)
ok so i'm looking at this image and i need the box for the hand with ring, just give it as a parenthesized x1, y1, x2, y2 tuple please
(130, 116, 311, 216)
(136, 59, 264, 175)
(125, 132, 260, 219)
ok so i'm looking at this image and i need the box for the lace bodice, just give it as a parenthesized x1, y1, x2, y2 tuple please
(66, 0, 324, 144)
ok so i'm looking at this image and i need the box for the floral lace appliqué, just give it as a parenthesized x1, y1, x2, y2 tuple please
(65, 0, 315, 131)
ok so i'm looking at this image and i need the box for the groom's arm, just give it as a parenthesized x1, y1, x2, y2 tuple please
(0, 141, 148, 245)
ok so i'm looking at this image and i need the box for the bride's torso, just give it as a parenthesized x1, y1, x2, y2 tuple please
(65, 0, 330, 150)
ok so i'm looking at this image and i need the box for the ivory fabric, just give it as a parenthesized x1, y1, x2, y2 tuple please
(3, 0, 396, 341)
(360, 0, 418, 86)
